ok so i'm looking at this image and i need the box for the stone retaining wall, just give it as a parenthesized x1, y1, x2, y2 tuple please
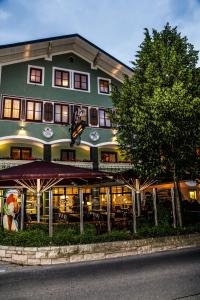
(0, 233, 200, 265)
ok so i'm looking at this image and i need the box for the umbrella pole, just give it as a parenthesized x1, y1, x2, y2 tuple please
(49, 189, 53, 237)
(20, 193, 25, 231)
(79, 188, 84, 234)
(131, 189, 137, 234)
(0, 196, 3, 228)
(37, 179, 41, 223)
(106, 188, 111, 233)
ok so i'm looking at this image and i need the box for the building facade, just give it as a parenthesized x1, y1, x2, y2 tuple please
(0, 34, 135, 220)
(0, 34, 133, 173)
(0, 35, 199, 226)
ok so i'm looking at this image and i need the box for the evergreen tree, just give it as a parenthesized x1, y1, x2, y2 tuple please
(111, 23, 200, 226)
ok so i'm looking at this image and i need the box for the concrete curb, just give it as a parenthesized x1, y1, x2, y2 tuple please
(0, 233, 200, 265)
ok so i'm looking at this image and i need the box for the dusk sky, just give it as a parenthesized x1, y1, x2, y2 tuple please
(0, 0, 200, 67)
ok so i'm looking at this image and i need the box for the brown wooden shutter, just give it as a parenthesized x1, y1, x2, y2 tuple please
(90, 107, 98, 126)
(21, 99, 26, 120)
(44, 102, 53, 122)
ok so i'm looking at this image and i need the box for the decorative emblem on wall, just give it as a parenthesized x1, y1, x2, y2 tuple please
(89, 131, 100, 141)
(42, 127, 54, 138)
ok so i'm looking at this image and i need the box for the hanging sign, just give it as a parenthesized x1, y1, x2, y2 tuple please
(70, 108, 86, 146)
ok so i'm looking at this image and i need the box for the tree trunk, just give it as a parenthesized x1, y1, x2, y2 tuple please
(153, 188, 158, 226)
(173, 168, 182, 227)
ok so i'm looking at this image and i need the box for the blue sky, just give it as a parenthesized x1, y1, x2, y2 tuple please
(0, 0, 199, 67)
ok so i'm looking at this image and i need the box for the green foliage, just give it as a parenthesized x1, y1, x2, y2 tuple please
(111, 23, 200, 179)
(0, 223, 200, 247)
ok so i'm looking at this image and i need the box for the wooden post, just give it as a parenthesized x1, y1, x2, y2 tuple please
(135, 179, 141, 216)
(36, 179, 41, 223)
(79, 188, 84, 234)
(136, 192, 141, 216)
(171, 187, 177, 228)
(0, 196, 4, 228)
(153, 188, 158, 226)
(49, 190, 53, 237)
(20, 193, 25, 231)
(131, 189, 137, 234)
(106, 187, 111, 233)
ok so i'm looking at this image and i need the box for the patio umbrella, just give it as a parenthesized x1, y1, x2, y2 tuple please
(0, 161, 111, 235)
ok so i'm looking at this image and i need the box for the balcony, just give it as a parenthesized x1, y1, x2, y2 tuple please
(99, 162, 133, 173)
(0, 159, 33, 170)
(52, 160, 93, 169)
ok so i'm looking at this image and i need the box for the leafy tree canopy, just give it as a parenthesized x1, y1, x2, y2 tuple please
(111, 23, 200, 179)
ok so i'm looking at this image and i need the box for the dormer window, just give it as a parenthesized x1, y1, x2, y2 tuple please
(98, 77, 111, 95)
(27, 65, 44, 86)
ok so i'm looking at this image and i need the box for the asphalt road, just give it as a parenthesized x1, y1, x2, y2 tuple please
(0, 247, 200, 300)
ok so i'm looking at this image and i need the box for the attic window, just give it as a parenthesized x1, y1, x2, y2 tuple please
(27, 65, 44, 86)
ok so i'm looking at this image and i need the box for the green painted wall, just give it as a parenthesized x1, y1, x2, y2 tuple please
(52, 144, 90, 161)
(0, 52, 122, 156)
(0, 142, 43, 159)
(1, 53, 120, 108)
(0, 120, 115, 145)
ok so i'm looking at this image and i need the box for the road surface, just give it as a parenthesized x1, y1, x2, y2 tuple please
(0, 247, 200, 300)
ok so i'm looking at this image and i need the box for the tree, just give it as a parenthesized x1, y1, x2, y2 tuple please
(111, 23, 200, 227)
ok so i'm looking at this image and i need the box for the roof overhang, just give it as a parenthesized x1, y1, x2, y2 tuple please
(0, 34, 133, 82)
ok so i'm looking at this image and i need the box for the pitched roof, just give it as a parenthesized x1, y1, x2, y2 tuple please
(0, 34, 133, 82)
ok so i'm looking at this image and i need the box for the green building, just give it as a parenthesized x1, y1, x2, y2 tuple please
(0, 34, 134, 218)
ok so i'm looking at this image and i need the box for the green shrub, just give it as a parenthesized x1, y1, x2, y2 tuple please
(0, 222, 200, 247)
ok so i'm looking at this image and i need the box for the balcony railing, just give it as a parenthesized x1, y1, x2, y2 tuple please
(0, 159, 33, 170)
(99, 162, 133, 173)
(0, 159, 133, 173)
(53, 160, 93, 169)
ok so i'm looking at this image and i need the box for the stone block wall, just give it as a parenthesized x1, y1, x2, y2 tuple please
(0, 233, 200, 265)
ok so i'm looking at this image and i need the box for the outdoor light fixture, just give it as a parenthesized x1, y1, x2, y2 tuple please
(20, 120, 25, 130)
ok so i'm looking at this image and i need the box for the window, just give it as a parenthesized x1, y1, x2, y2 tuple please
(99, 109, 111, 127)
(61, 149, 75, 161)
(74, 72, 88, 91)
(26, 101, 42, 121)
(11, 147, 32, 160)
(3, 97, 21, 120)
(189, 190, 197, 200)
(101, 152, 117, 162)
(54, 69, 70, 88)
(54, 103, 69, 124)
(28, 65, 44, 85)
(89, 107, 98, 126)
(98, 78, 111, 94)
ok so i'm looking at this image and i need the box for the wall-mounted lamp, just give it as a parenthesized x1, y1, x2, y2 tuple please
(112, 129, 118, 135)
(20, 120, 25, 130)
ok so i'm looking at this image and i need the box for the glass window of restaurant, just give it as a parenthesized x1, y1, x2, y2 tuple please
(99, 186, 132, 211)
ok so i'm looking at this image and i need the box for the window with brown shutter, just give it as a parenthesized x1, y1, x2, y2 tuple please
(21, 99, 26, 120)
(44, 102, 53, 122)
(90, 107, 98, 126)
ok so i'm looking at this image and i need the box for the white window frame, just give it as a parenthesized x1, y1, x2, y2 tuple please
(97, 77, 111, 95)
(52, 67, 72, 90)
(27, 65, 45, 86)
(52, 67, 90, 93)
(73, 70, 90, 93)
